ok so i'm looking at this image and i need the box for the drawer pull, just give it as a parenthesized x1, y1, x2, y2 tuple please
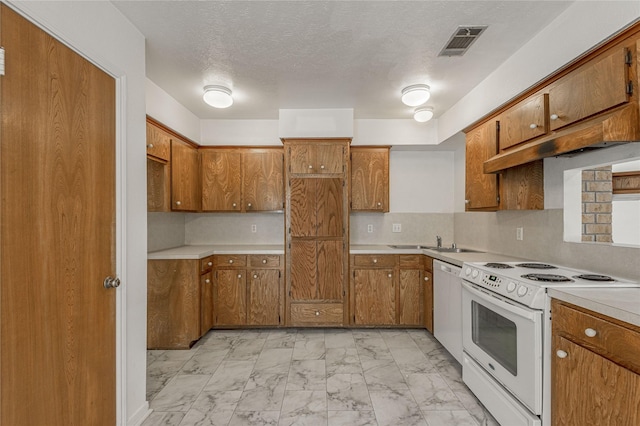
(262, 259, 267, 264)
(229, 259, 234, 264)
(556, 350, 568, 359)
(320, 165, 325, 170)
(147, 143, 154, 149)
(373, 259, 378, 264)
(315, 311, 320, 316)
(529, 123, 538, 129)
(308, 165, 313, 169)
(584, 328, 597, 338)
(550, 113, 559, 121)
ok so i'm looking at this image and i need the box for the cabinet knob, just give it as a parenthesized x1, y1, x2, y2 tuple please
(262, 259, 267, 264)
(308, 165, 313, 169)
(388, 273, 392, 278)
(315, 311, 320, 316)
(207, 261, 213, 267)
(584, 328, 597, 338)
(556, 350, 568, 359)
(373, 259, 378, 263)
(147, 143, 154, 149)
(377, 202, 382, 206)
(205, 279, 211, 284)
(175, 201, 182, 206)
(232, 202, 237, 208)
(247, 203, 252, 208)
(465, 199, 470, 204)
(229, 259, 234, 264)
(237, 274, 242, 279)
(253, 274, 258, 279)
(529, 123, 538, 129)
(320, 165, 325, 170)
(550, 114, 559, 121)
(424, 276, 429, 281)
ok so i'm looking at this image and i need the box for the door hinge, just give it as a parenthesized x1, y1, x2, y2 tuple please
(625, 49, 633, 66)
(0, 47, 4, 76)
(496, 195, 501, 203)
(627, 81, 633, 95)
(278, 314, 281, 324)
(496, 121, 500, 131)
(289, 290, 292, 297)
(279, 270, 282, 278)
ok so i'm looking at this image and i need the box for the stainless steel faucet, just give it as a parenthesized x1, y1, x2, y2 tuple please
(436, 235, 442, 248)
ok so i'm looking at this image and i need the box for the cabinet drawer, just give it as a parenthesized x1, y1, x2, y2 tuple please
(214, 255, 247, 267)
(399, 255, 422, 269)
(250, 255, 281, 268)
(200, 255, 214, 273)
(353, 254, 396, 268)
(552, 301, 640, 374)
(290, 303, 343, 325)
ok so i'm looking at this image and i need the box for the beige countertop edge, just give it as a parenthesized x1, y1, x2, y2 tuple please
(148, 244, 526, 265)
(548, 287, 640, 328)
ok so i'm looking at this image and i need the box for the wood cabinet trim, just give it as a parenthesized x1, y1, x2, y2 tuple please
(147, 115, 199, 148)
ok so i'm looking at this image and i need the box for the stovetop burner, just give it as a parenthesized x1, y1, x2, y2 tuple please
(521, 273, 573, 282)
(484, 263, 514, 269)
(573, 274, 615, 282)
(516, 263, 556, 269)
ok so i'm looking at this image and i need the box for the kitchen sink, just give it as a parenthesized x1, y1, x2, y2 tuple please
(431, 247, 483, 253)
(388, 245, 436, 249)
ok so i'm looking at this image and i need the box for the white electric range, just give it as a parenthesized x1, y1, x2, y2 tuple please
(459, 261, 639, 426)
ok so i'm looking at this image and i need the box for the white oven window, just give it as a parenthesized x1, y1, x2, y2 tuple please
(471, 301, 518, 376)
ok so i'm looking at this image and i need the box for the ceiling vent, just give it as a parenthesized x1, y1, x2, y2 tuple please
(439, 26, 487, 57)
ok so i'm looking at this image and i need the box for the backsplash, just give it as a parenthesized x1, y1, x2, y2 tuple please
(148, 212, 185, 252)
(184, 213, 285, 245)
(454, 209, 640, 281)
(351, 213, 454, 246)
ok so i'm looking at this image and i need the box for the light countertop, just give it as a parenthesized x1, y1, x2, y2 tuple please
(549, 287, 640, 328)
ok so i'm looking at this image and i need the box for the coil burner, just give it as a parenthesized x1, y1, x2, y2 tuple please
(521, 273, 573, 282)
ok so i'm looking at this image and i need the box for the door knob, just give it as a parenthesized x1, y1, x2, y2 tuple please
(103, 276, 121, 289)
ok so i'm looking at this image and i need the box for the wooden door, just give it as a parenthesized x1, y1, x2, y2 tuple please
(316, 144, 344, 173)
(147, 157, 171, 212)
(289, 144, 315, 174)
(351, 148, 389, 211)
(290, 178, 316, 237)
(215, 269, 247, 326)
(248, 269, 280, 325)
(465, 120, 499, 210)
(399, 269, 422, 325)
(317, 240, 343, 300)
(316, 178, 343, 237)
(244, 150, 284, 211)
(0, 5, 116, 424)
(171, 139, 201, 211)
(146, 121, 172, 161)
(552, 336, 640, 426)
(290, 241, 316, 300)
(200, 271, 215, 335)
(353, 269, 396, 325)
(201, 150, 242, 211)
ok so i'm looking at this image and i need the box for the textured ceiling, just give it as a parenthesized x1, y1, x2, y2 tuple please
(112, 1, 574, 120)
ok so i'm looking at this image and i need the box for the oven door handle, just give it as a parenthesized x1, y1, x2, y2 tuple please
(461, 281, 540, 321)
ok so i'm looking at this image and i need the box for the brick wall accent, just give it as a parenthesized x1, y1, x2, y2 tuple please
(581, 166, 612, 242)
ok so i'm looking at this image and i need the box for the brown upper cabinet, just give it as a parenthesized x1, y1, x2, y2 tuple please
(146, 121, 172, 162)
(465, 120, 500, 211)
(498, 94, 549, 150)
(350, 146, 390, 212)
(289, 140, 345, 175)
(201, 147, 284, 212)
(171, 139, 201, 211)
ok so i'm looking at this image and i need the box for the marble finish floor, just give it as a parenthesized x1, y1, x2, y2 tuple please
(143, 329, 499, 426)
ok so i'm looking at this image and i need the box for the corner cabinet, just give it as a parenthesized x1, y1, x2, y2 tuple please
(283, 139, 350, 327)
(350, 146, 390, 212)
(551, 299, 640, 426)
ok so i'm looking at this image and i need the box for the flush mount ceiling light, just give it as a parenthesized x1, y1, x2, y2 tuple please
(401, 84, 431, 106)
(203, 85, 233, 108)
(414, 106, 434, 123)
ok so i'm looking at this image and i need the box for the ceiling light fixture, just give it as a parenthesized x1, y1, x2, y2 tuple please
(414, 107, 434, 123)
(203, 85, 233, 108)
(401, 84, 430, 106)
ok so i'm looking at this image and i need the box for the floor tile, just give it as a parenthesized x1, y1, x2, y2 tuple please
(286, 360, 326, 391)
(406, 373, 465, 411)
(327, 410, 378, 426)
(203, 360, 255, 392)
(422, 410, 479, 426)
(150, 374, 211, 412)
(279, 390, 327, 426)
(179, 390, 241, 426)
(227, 411, 280, 426)
(236, 372, 288, 411)
(141, 411, 185, 426)
(326, 373, 373, 411)
(369, 389, 427, 426)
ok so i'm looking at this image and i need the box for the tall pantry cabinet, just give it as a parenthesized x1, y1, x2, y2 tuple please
(283, 139, 351, 326)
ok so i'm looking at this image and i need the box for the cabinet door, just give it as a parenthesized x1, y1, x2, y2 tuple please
(147, 158, 171, 212)
(215, 269, 247, 326)
(146, 121, 171, 161)
(171, 140, 201, 211)
(317, 240, 343, 301)
(351, 148, 389, 211)
(499, 93, 548, 150)
(316, 178, 344, 237)
(549, 48, 629, 132)
(290, 178, 316, 237)
(200, 271, 214, 335)
(244, 150, 284, 211)
(201, 150, 242, 211)
(289, 144, 315, 174)
(399, 269, 422, 326)
(552, 336, 640, 426)
(354, 269, 395, 325)
(316, 144, 344, 174)
(465, 121, 499, 210)
(290, 241, 316, 301)
(248, 269, 280, 325)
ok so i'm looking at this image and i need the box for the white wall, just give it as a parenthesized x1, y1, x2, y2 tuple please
(5, 1, 149, 424)
(146, 79, 201, 142)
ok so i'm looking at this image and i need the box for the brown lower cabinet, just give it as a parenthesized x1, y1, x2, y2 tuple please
(350, 254, 425, 327)
(551, 299, 640, 426)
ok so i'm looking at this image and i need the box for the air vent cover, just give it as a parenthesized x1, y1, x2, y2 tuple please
(439, 26, 487, 57)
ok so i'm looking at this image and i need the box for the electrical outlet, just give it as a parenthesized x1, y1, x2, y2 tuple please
(516, 227, 524, 241)
(251, 224, 257, 233)
(392, 223, 402, 233)
(367, 224, 374, 233)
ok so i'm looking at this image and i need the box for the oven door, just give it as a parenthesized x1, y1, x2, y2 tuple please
(461, 280, 543, 414)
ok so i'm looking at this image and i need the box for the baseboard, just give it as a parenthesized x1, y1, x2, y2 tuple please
(128, 402, 151, 426)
